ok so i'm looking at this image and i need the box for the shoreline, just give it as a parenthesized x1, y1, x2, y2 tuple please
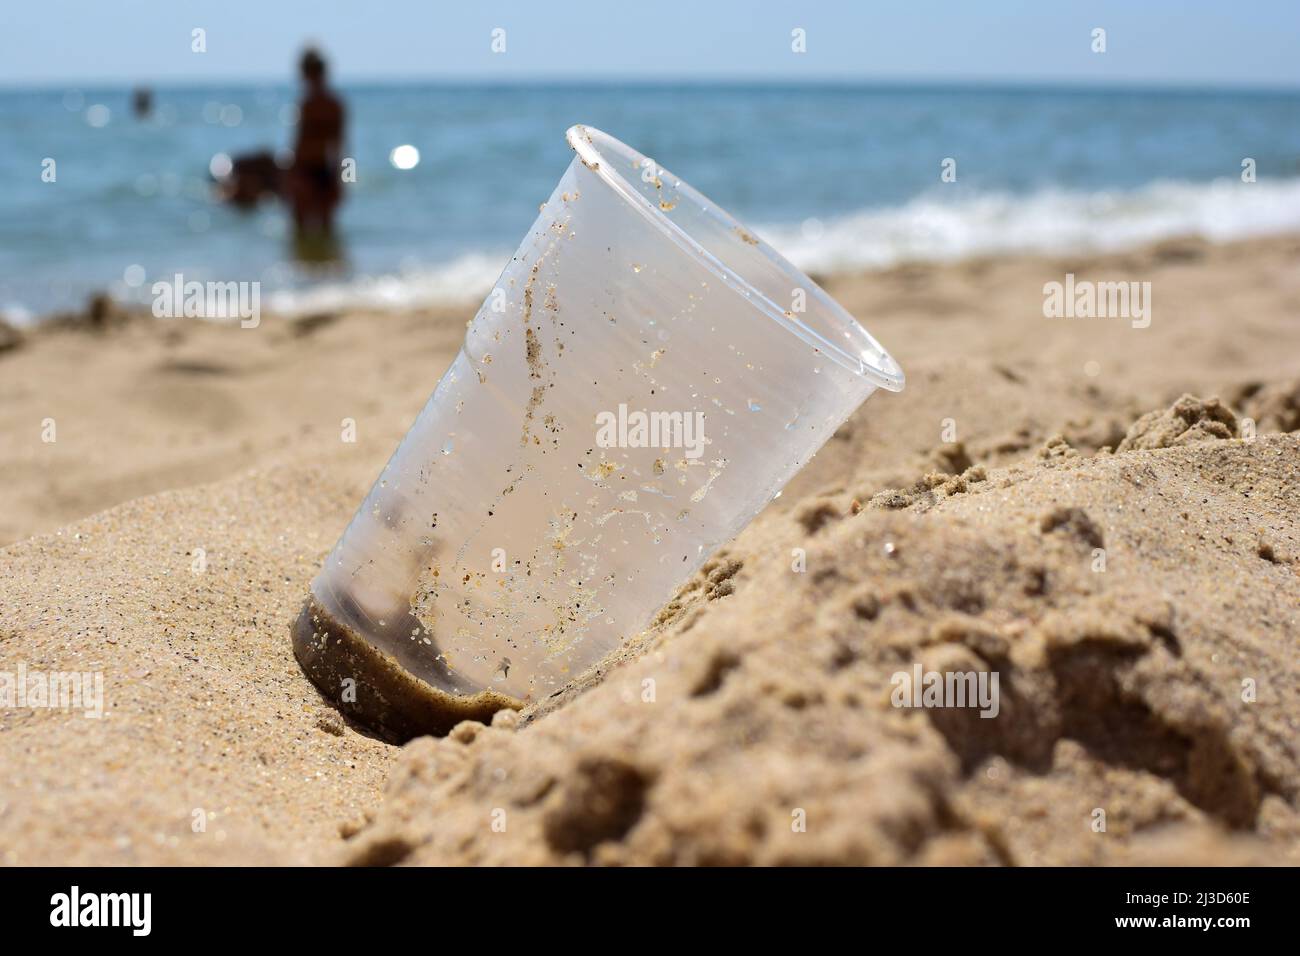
(8, 168, 1300, 330)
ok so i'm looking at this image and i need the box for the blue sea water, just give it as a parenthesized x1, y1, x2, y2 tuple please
(2, 82, 1299, 320)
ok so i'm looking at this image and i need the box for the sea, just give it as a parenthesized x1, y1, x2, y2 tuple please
(3, 81, 1299, 322)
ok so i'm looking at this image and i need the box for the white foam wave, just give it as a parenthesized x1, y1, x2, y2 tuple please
(265, 249, 509, 315)
(266, 177, 1300, 315)
(761, 176, 1300, 275)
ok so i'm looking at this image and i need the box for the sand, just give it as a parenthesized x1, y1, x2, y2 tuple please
(0, 233, 1297, 865)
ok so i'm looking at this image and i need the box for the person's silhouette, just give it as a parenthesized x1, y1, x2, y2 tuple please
(132, 86, 152, 119)
(288, 49, 345, 256)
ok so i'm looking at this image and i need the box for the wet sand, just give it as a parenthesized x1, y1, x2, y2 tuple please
(291, 597, 522, 743)
(0, 233, 1297, 864)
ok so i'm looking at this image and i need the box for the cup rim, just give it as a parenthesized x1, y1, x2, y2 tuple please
(565, 124, 904, 392)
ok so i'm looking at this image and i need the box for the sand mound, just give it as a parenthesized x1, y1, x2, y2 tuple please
(337, 434, 1299, 866)
(1236, 379, 1300, 435)
(1115, 394, 1239, 451)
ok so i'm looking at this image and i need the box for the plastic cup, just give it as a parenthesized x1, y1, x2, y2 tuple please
(292, 125, 904, 741)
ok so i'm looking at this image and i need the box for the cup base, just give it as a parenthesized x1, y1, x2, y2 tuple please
(291, 597, 522, 743)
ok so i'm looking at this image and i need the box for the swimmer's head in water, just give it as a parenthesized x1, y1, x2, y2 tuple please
(300, 48, 327, 84)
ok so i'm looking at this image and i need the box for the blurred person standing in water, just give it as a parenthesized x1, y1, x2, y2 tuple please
(288, 48, 346, 259)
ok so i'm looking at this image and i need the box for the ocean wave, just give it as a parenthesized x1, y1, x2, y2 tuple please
(9, 177, 1293, 324)
(761, 176, 1300, 276)
(265, 249, 509, 315)
(264, 176, 1300, 316)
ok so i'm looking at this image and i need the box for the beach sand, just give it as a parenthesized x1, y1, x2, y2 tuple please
(1, 234, 1297, 865)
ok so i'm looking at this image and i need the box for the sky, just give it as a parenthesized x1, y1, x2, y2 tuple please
(2, 0, 1298, 89)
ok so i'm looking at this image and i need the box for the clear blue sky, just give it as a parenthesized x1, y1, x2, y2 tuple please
(3, 0, 1298, 88)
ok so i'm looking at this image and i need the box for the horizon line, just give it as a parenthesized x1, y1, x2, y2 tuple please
(3, 74, 1299, 96)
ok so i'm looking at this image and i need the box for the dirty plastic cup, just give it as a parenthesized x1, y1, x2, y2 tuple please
(292, 125, 904, 741)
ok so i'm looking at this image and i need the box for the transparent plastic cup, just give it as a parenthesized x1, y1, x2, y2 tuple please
(292, 125, 904, 741)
